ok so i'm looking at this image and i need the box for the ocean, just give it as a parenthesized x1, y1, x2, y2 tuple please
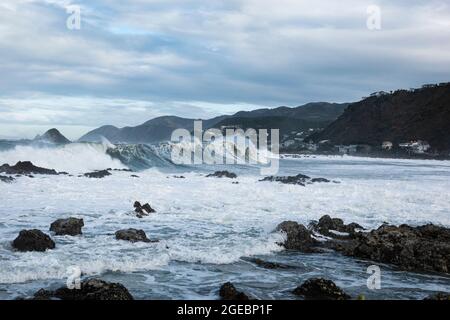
(0, 142, 449, 299)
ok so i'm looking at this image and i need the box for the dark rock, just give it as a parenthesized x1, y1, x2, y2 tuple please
(311, 178, 331, 183)
(173, 175, 185, 179)
(134, 201, 155, 217)
(115, 228, 154, 243)
(312, 215, 364, 239)
(424, 292, 450, 300)
(206, 171, 237, 179)
(293, 278, 351, 300)
(130, 175, 139, 178)
(0, 161, 58, 175)
(32, 278, 133, 300)
(245, 258, 295, 269)
(219, 282, 249, 300)
(83, 170, 111, 178)
(12, 229, 55, 252)
(260, 174, 335, 186)
(275, 221, 320, 253)
(330, 223, 450, 274)
(50, 218, 84, 236)
(0, 175, 14, 183)
(113, 168, 133, 172)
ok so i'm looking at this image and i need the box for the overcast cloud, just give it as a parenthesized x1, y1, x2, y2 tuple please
(0, 0, 449, 139)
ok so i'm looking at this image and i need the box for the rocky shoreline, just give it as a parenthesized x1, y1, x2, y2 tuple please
(2, 162, 449, 300)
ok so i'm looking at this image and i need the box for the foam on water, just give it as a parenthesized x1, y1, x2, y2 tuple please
(0, 143, 125, 173)
(1, 148, 450, 298)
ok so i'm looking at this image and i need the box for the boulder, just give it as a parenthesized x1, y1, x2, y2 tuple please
(134, 201, 156, 216)
(275, 221, 320, 252)
(219, 282, 249, 300)
(0, 161, 59, 175)
(424, 292, 450, 300)
(32, 278, 133, 300)
(50, 218, 84, 236)
(0, 175, 14, 183)
(312, 215, 364, 239)
(293, 278, 351, 300)
(260, 174, 335, 186)
(206, 171, 237, 179)
(330, 223, 450, 274)
(244, 258, 295, 269)
(83, 170, 111, 178)
(115, 228, 154, 243)
(12, 229, 55, 252)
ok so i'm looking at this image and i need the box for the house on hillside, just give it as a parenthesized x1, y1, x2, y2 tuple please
(399, 140, 431, 154)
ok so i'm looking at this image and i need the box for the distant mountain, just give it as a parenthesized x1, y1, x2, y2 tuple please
(232, 102, 348, 122)
(79, 103, 347, 143)
(34, 128, 70, 144)
(79, 116, 197, 143)
(309, 83, 450, 151)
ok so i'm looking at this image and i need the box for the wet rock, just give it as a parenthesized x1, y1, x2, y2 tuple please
(134, 201, 156, 217)
(275, 221, 320, 253)
(32, 278, 133, 300)
(50, 218, 84, 236)
(130, 175, 139, 178)
(219, 282, 249, 300)
(312, 215, 364, 239)
(0, 175, 14, 183)
(293, 278, 351, 300)
(330, 223, 450, 274)
(424, 292, 450, 300)
(83, 170, 111, 178)
(245, 258, 295, 269)
(206, 171, 237, 179)
(113, 168, 133, 172)
(12, 229, 55, 252)
(173, 175, 185, 179)
(0, 161, 59, 175)
(260, 174, 335, 186)
(115, 228, 155, 243)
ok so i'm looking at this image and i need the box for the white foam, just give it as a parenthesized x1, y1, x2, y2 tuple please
(0, 143, 126, 173)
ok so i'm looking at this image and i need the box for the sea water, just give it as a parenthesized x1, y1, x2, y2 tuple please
(0, 143, 449, 299)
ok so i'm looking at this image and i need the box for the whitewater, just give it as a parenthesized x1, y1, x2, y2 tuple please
(0, 142, 449, 299)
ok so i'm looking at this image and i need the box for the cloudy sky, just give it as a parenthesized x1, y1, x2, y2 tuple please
(0, 0, 449, 139)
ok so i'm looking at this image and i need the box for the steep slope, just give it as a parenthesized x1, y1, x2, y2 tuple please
(310, 83, 450, 151)
(232, 102, 348, 121)
(34, 128, 71, 144)
(212, 116, 329, 137)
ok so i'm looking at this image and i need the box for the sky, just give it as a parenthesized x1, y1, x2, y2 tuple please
(0, 0, 449, 140)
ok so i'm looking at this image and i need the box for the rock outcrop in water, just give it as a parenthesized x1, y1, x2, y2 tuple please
(12, 229, 55, 252)
(0, 161, 59, 175)
(83, 169, 112, 178)
(310, 215, 364, 239)
(260, 174, 335, 186)
(50, 218, 84, 236)
(328, 223, 450, 274)
(244, 257, 295, 270)
(0, 175, 14, 183)
(424, 292, 450, 300)
(32, 278, 133, 300)
(206, 171, 237, 179)
(293, 278, 351, 300)
(115, 228, 155, 243)
(275, 221, 320, 253)
(219, 282, 250, 300)
(134, 201, 156, 217)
